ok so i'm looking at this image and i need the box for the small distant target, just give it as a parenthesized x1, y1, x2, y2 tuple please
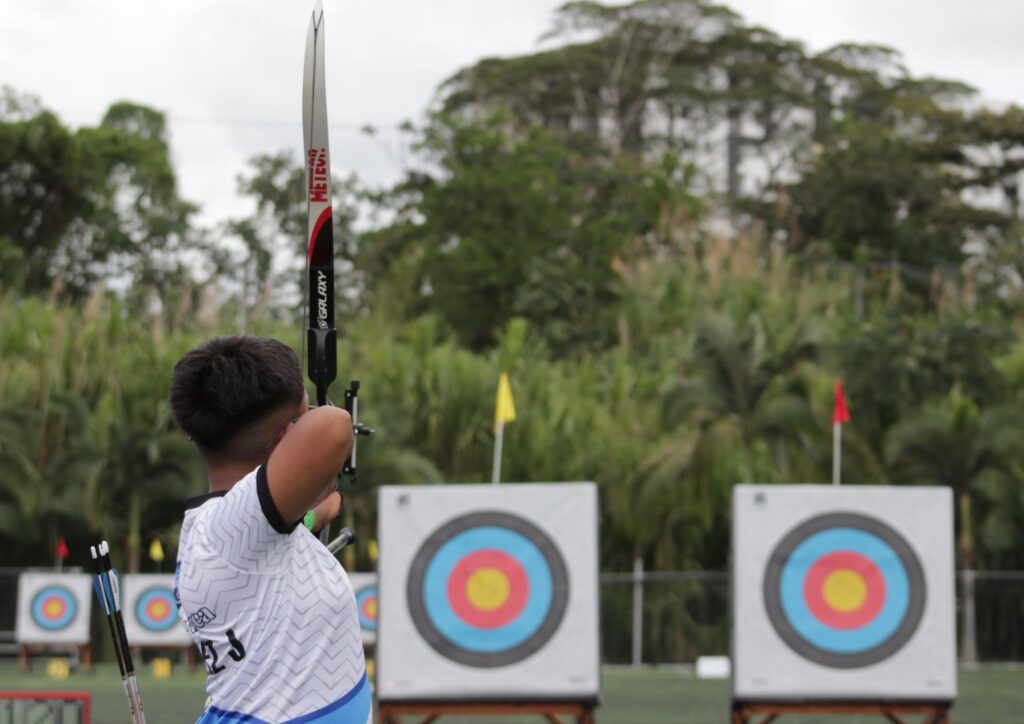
(407, 511, 568, 668)
(31, 586, 77, 631)
(135, 587, 178, 633)
(763, 512, 926, 668)
(356, 584, 378, 632)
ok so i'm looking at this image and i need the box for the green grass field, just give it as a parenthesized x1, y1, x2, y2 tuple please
(0, 664, 1020, 723)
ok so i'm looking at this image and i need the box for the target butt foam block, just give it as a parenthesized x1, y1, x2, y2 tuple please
(349, 572, 378, 645)
(732, 484, 956, 701)
(123, 574, 191, 646)
(377, 483, 600, 702)
(15, 573, 92, 645)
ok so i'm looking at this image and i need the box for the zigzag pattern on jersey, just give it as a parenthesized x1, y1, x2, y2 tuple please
(177, 471, 366, 722)
(198, 671, 372, 723)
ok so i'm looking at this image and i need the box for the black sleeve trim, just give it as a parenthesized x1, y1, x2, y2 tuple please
(256, 465, 300, 534)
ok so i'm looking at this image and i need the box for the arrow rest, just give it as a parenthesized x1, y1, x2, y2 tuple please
(342, 380, 374, 483)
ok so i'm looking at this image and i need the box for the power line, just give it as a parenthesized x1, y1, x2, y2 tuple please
(56, 108, 411, 133)
(166, 115, 409, 132)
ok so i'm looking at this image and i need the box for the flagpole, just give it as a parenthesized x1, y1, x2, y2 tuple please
(55, 538, 68, 572)
(832, 422, 841, 485)
(492, 420, 504, 485)
(492, 372, 515, 485)
(832, 376, 850, 486)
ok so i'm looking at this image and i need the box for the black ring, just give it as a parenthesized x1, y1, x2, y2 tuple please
(406, 511, 569, 668)
(762, 512, 926, 668)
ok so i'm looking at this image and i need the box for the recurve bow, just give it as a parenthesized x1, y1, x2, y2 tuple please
(303, 0, 371, 544)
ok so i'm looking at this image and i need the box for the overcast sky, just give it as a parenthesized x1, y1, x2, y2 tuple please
(4, 1, 1024, 229)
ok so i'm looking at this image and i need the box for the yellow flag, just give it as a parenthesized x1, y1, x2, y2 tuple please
(149, 539, 165, 563)
(494, 372, 516, 430)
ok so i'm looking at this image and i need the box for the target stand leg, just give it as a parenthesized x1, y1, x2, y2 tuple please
(731, 701, 952, 723)
(78, 645, 91, 673)
(377, 701, 596, 723)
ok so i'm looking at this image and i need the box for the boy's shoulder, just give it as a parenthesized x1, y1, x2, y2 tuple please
(178, 466, 297, 573)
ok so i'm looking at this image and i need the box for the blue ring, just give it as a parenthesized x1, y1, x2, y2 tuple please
(135, 588, 178, 632)
(780, 528, 909, 654)
(355, 585, 377, 631)
(422, 527, 552, 653)
(31, 586, 77, 631)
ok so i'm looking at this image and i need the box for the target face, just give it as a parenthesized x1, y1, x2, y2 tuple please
(356, 584, 378, 632)
(135, 587, 178, 633)
(31, 586, 77, 631)
(763, 512, 926, 668)
(407, 511, 569, 668)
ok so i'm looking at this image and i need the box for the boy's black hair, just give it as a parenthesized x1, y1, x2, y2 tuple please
(170, 336, 304, 457)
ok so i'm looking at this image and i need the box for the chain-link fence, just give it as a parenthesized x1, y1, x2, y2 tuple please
(601, 570, 730, 665)
(0, 571, 18, 659)
(964, 571, 1024, 662)
(1, 567, 1021, 665)
(600, 569, 1024, 666)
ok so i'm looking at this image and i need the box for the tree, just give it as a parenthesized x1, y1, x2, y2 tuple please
(0, 94, 199, 301)
(837, 315, 1011, 457)
(0, 395, 102, 563)
(225, 152, 365, 331)
(788, 119, 1007, 290)
(0, 96, 92, 295)
(702, 23, 808, 202)
(86, 394, 200, 572)
(886, 388, 1024, 569)
(662, 309, 819, 474)
(443, 1, 740, 155)
(628, 306, 820, 571)
(88, 103, 199, 315)
(371, 112, 682, 353)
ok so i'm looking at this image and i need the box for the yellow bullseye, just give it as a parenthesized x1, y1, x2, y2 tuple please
(822, 569, 867, 612)
(367, 599, 378, 618)
(150, 600, 168, 618)
(465, 567, 511, 610)
(43, 600, 64, 617)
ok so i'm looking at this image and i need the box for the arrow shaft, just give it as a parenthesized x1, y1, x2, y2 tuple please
(92, 542, 146, 723)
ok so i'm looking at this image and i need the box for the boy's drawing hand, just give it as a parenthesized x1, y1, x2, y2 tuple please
(312, 490, 344, 531)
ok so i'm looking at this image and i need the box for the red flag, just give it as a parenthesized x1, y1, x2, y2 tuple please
(55, 539, 69, 559)
(833, 377, 851, 424)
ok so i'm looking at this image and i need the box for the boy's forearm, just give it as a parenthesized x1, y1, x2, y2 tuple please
(309, 490, 343, 533)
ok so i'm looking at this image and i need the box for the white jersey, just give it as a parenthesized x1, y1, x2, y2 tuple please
(175, 466, 370, 723)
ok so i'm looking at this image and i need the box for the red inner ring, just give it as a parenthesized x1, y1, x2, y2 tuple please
(40, 596, 67, 620)
(447, 549, 529, 629)
(803, 550, 886, 629)
(145, 598, 172, 622)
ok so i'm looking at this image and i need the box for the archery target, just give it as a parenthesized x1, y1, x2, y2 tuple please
(123, 575, 191, 646)
(377, 483, 599, 702)
(732, 485, 956, 702)
(31, 586, 77, 630)
(349, 573, 378, 645)
(135, 587, 178, 632)
(15, 574, 92, 645)
(763, 512, 926, 668)
(406, 511, 569, 668)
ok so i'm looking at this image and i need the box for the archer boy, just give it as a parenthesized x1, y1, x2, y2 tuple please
(170, 336, 371, 723)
